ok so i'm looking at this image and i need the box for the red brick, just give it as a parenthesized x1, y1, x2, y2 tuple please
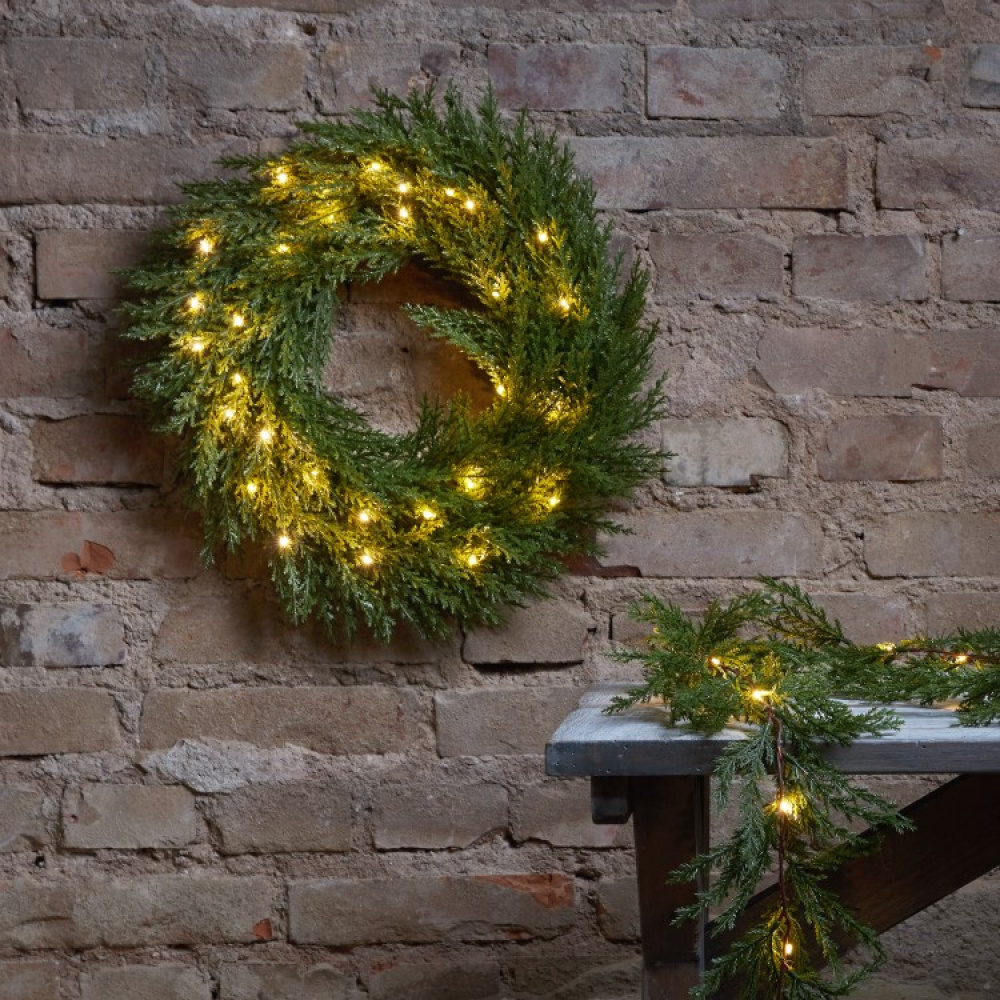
(968, 422, 1000, 478)
(866, 513, 1000, 578)
(757, 328, 1000, 398)
(0, 690, 121, 756)
(0, 326, 107, 399)
(31, 414, 164, 485)
(942, 232, 1000, 301)
(877, 139, 1000, 210)
(600, 511, 824, 578)
(489, 44, 626, 111)
(7, 39, 147, 110)
(140, 686, 427, 754)
(803, 46, 939, 116)
(924, 593, 1000, 633)
(435, 687, 582, 757)
(463, 600, 595, 666)
(662, 418, 789, 487)
(793, 235, 927, 302)
(570, 137, 847, 210)
(289, 874, 575, 945)
(650, 232, 785, 300)
(0, 135, 247, 206)
(0, 962, 59, 1000)
(0, 511, 202, 580)
(318, 43, 454, 114)
(691, 0, 941, 16)
(818, 416, 943, 481)
(647, 47, 783, 119)
(35, 230, 150, 300)
(965, 45, 1000, 108)
(168, 43, 307, 111)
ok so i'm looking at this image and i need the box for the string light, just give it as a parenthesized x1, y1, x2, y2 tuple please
(366, 161, 384, 173)
(776, 796, 798, 818)
(277, 534, 292, 549)
(358, 510, 372, 524)
(557, 296, 571, 314)
(397, 182, 411, 194)
(464, 198, 476, 212)
(231, 314, 245, 328)
(421, 508, 437, 521)
(876, 642, 896, 653)
(444, 187, 456, 197)
(276, 243, 291, 254)
(751, 688, 772, 702)
(466, 553, 480, 567)
(246, 481, 258, 495)
(189, 339, 205, 354)
(547, 494, 560, 508)
(275, 169, 290, 185)
(784, 941, 794, 958)
(188, 294, 203, 313)
(259, 428, 273, 444)
(491, 288, 501, 300)
(197, 237, 214, 255)
(398, 206, 410, 220)
(231, 373, 243, 386)
(223, 407, 236, 420)
(496, 384, 506, 397)
(709, 656, 723, 668)
(360, 552, 375, 567)
(536, 229, 549, 244)
(954, 653, 970, 665)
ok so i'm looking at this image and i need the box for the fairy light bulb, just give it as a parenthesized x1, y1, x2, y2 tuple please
(189, 338, 205, 354)
(246, 481, 258, 495)
(491, 288, 501, 300)
(277, 534, 292, 550)
(398, 206, 410, 220)
(367, 161, 384, 173)
(464, 198, 476, 212)
(464, 475, 478, 490)
(259, 427, 273, 444)
(231, 372, 243, 386)
(358, 510, 372, 524)
(558, 296, 571, 313)
(954, 654, 970, 665)
(709, 656, 722, 668)
(397, 181, 411, 194)
(421, 508, 437, 521)
(496, 384, 506, 397)
(444, 186, 456, 197)
(231, 314, 245, 328)
(751, 688, 771, 702)
(784, 941, 794, 958)
(276, 243, 291, 254)
(197, 237, 214, 255)
(547, 494, 560, 508)
(275, 169, 290, 185)
(223, 407, 236, 420)
(777, 796, 796, 817)
(360, 552, 374, 567)
(536, 229, 549, 244)
(188, 294, 203, 313)
(467, 553, 479, 567)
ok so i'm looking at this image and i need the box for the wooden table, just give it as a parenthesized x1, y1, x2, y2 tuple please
(545, 683, 1000, 1000)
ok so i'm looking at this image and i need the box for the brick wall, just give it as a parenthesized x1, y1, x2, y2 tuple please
(2, 1, 1000, 998)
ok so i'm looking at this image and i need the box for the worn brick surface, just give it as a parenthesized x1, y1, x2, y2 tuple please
(0, 876, 274, 949)
(866, 514, 1000, 578)
(62, 784, 197, 849)
(968, 422, 1000, 477)
(661, 417, 788, 486)
(647, 46, 783, 118)
(0, 250, 11, 299)
(600, 511, 824, 578)
(814, 593, 911, 644)
(756, 328, 1000, 398)
(7, 38, 147, 110)
(650, 232, 784, 300)
(79, 965, 212, 1000)
(596, 877, 640, 941)
(570, 137, 847, 210)
(0, 326, 106, 398)
(942, 232, 1000, 301)
(803, 46, 938, 116)
(168, 43, 306, 110)
(965, 45, 1000, 107)
(0, 135, 246, 205)
(290, 874, 574, 945)
(878, 139, 1000, 209)
(0, 962, 60, 1000)
(35, 230, 150, 300)
(818, 416, 943, 481)
(367, 960, 502, 1000)
(489, 44, 626, 111)
(373, 770, 507, 849)
(793, 235, 927, 302)
(0, 690, 121, 756)
(924, 593, 1000, 633)
(0, 603, 125, 667)
(220, 963, 360, 1000)
(0, 785, 50, 854)
(32, 414, 164, 485)
(691, 0, 942, 16)
(210, 782, 352, 854)
(435, 687, 582, 757)
(512, 779, 631, 848)
(140, 686, 425, 754)
(463, 601, 595, 666)
(191, 0, 385, 8)
(0, 511, 202, 580)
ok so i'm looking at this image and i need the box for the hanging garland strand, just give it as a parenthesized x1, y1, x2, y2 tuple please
(123, 88, 662, 641)
(612, 579, 1000, 1000)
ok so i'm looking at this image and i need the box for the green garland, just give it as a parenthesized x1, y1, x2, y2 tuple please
(124, 88, 661, 640)
(614, 579, 1000, 1000)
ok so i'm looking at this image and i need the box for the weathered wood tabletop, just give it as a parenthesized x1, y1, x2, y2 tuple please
(545, 683, 1000, 1000)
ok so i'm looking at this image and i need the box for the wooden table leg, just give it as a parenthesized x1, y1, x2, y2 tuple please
(631, 775, 710, 1000)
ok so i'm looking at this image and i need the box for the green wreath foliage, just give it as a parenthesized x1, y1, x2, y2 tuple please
(124, 88, 662, 640)
(614, 579, 1000, 999)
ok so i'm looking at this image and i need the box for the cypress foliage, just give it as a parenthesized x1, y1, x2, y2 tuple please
(123, 87, 662, 640)
(613, 579, 1000, 999)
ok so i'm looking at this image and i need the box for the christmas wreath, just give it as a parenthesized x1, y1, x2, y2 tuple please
(124, 89, 661, 640)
